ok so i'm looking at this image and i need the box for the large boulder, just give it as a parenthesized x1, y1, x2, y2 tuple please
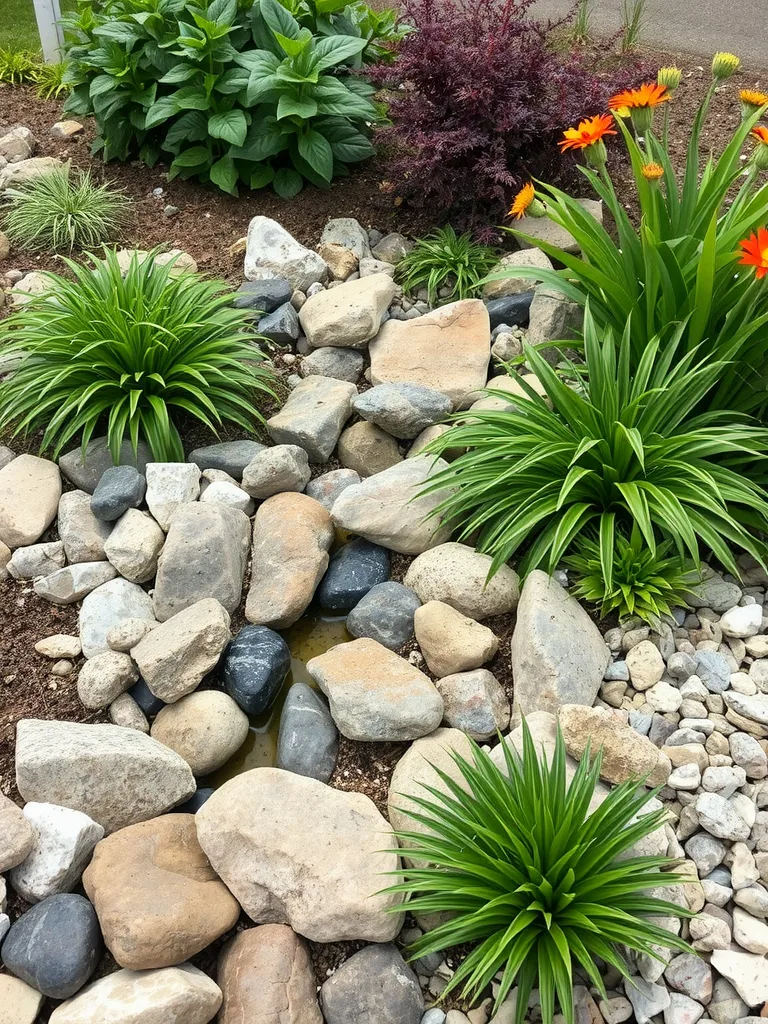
(330, 456, 456, 555)
(307, 637, 443, 741)
(246, 493, 334, 628)
(510, 570, 609, 716)
(15, 719, 195, 833)
(299, 274, 395, 349)
(558, 705, 671, 787)
(266, 376, 356, 462)
(217, 925, 322, 1024)
(0, 156, 66, 191)
(152, 503, 250, 620)
(0, 454, 61, 550)
(130, 598, 231, 703)
(320, 944, 423, 1024)
(195, 767, 403, 942)
(78, 577, 156, 659)
(369, 299, 491, 409)
(404, 541, 520, 620)
(245, 216, 328, 291)
(82, 814, 240, 970)
(48, 964, 223, 1024)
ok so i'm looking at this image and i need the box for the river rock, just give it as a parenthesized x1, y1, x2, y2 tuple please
(0, 975, 44, 1024)
(9, 803, 104, 903)
(35, 634, 81, 659)
(144, 462, 200, 531)
(131, 598, 231, 703)
(305, 468, 360, 509)
(187, 440, 266, 478)
(695, 792, 751, 841)
(482, 248, 554, 300)
(624, 977, 670, 1024)
(710, 950, 768, 1006)
(233, 278, 292, 313)
(48, 964, 223, 1024)
(152, 503, 250, 620)
(266, 376, 356, 462)
(369, 299, 491, 409)
(79, 577, 156, 658)
(199, 480, 254, 514)
(664, 953, 713, 1003)
(300, 346, 364, 382)
(59, 437, 151, 493)
(320, 944, 423, 1024)
(82, 814, 239, 969)
(276, 682, 338, 783)
(0, 454, 61, 549)
(245, 216, 328, 291)
(559, 705, 671, 787)
(196, 767, 403, 942)
(90, 465, 146, 521)
(436, 669, 510, 739)
(128, 678, 167, 718)
(246, 493, 333, 628)
(16, 719, 195, 833)
(110, 692, 150, 733)
(470, 370, 548, 413)
(58, 490, 112, 562)
(317, 538, 390, 613)
(151, 692, 249, 775)
(0, 794, 35, 872)
(415, 600, 499, 677)
(299, 274, 395, 348)
(330, 456, 455, 555)
(223, 624, 291, 714)
(104, 509, 164, 584)
(307, 637, 443, 741)
(527, 287, 583, 350)
(241, 444, 311, 497)
(352, 383, 453, 440)
(696, 650, 733, 694)
(1, 893, 101, 999)
(346, 581, 421, 649)
(686, 564, 743, 612)
(34, 560, 118, 604)
(510, 570, 609, 715)
(258, 301, 299, 344)
(404, 542, 520, 620)
(626, 640, 666, 691)
(7, 540, 65, 580)
(337, 421, 403, 477)
(77, 650, 139, 709)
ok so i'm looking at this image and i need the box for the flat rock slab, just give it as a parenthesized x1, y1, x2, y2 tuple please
(15, 719, 195, 833)
(79, 578, 156, 659)
(298, 273, 396, 349)
(0, 454, 61, 550)
(59, 437, 151, 493)
(187, 439, 266, 478)
(307, 637, 443, 741)
(267, 375, 356, 462)
(195, 767, 403, 943)
(153, 503, 250, 620)
(368, 299, 491, 409)
(330, 456, 455, 555)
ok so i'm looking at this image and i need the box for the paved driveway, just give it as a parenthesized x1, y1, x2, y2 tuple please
(530, 0, 768, 71)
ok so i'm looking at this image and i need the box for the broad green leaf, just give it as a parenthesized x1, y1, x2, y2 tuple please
(272, 167, 303, 197)
(276, 92, 318, 120)
(297, 128, 333, 181)
(209, 154, 239, 194)
(208, 108, 248, 146)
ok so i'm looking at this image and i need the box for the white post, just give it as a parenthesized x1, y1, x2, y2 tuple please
(32, 0, 65, 63)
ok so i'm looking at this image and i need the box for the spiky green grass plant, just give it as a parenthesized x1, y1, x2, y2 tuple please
(386, 721, 695, 1024)
(0, 47, 38, 85)
(3, 166, 130, 254)
(396, 225, 499, 304)
(0, 249, 275, 462)
(33, 61, 69, 100)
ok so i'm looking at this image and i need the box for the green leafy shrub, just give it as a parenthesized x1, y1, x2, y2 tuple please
(0, 249, 275, 462)
(386, 720, 694, 1024)
(3, 166, 130, 253)
(396, 226, 499, 304)
(0, 48, 39, 86)
(423, 310, 768, 580)
(564, 526, 699, 625)
(62, 0, 400, 196)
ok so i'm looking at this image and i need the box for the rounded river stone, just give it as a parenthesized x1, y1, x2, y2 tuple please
(223, 624, 291, 715)
(316, 539, 390, 614)
(276, 682, 338, 783)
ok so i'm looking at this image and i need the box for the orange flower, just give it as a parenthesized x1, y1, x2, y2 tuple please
(508, 182, 535, 219)
(739, 228, 768, 280)
(559, 113, 616, 152)
(751, 125, 768, 144)
(742, 89, 768, 109)
(609, 82, 670, 111)
(641, 162, 664, 181)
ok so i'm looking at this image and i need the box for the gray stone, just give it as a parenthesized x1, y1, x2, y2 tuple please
(664, 993, 705, 1024)
(404, 541, 520, 621)
(241, 444, 311, 498)
(258, 301, 300, 344)
(267, 376, 356, 462)
(0, 445, 15, 470)
(685, 834, 728, 876)
(352, 383, 453, 440)
(359, 257, 395, 278)
(15, 718, 195, 833)
(510, 570, 609, 716)
(276, 682, 338, 783)
(708, 977, 749, 1024)
(7, 540, 65, 580)
(58, 490, 112, 563)
(372, 232, 413, 264)
(77, 650, 139, 709)
(483, 247, 554, 300)
(665, 953, 713, 1004)
(104, 509, 164, 584)
(624, 978, 670, 1024)
(59, 437, 151, 494)
(695, 650, 732, 694)
(436, 668, 510, 740)
(731, 733, 768, 778)
(696, 792, 751, 841)
(485, 293, 534, 330)
(90, 465, 146, 521)
(346, 581, 421, 650)
(305, 468, 360, 510)
(233, 277, 292, 313)
(320, 944, 423, 1024)
(320, 218, 371, 261)
(686, 566, 743, 613)
(34, 561, 118, 605)
(300, 347, 364, 382)
(526, 286, 583, 350)
(245, 216, 328, 291)
(316, 538, 389, 614)
(145, 463, 200, 531)
(0, 794, 35, 873)
(187, 440, 266, 478)
(152, 503, 250, 620)
(79, 577, 155, 659)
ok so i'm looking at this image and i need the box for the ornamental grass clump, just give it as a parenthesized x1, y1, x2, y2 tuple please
(396, 226, 499, 304)
(0, 249, 275, 463)
(386, 720, 695, 1024)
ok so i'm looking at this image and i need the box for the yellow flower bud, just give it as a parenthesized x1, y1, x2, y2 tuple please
(712, 52, 741, 80)
(657, 66, 682, 91)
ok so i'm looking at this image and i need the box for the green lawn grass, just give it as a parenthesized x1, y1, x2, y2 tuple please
(0, 0, 77, 54)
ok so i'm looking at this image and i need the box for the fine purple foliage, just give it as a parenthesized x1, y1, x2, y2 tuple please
(371, 0, 643, 231)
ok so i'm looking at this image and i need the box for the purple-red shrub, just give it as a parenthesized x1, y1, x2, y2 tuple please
(372, 0, 643, 231)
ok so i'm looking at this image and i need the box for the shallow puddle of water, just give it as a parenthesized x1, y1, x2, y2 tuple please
(205, 611, 350, 786)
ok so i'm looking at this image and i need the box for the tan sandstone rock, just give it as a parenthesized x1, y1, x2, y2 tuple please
(414, 601, 499, 677)
(299, 273, 396, 348)
(558, 704, 672, 787)
(150, 691, 249, 776)
(0, 793, 35, 872)
(0, 454, 61, 550)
